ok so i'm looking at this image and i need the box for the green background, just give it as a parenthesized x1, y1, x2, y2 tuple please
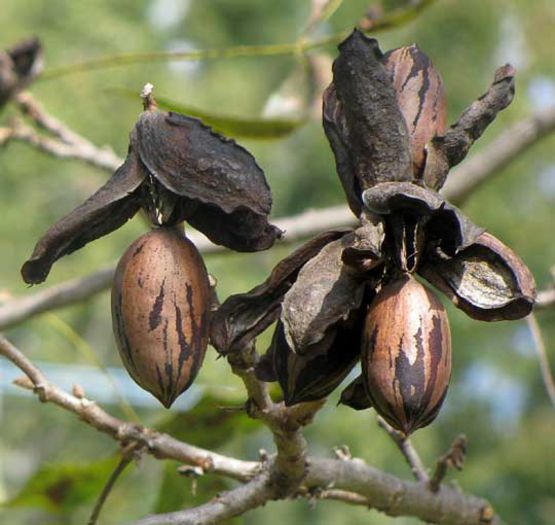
(1, 0, 554, 523)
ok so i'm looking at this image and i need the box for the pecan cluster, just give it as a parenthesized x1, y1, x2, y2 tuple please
(23, 31, 536, 431)
(211, 30, 536, 434)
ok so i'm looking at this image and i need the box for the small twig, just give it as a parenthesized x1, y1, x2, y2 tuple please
(0, 118, 120, 172)
(0, 333, 260, 481)
(536, 288, 555, 310)
(526, 313, 555, 408)
(141, 83, 157, 111)
(88, 443, 141, 525)
(377, 416, 429, 483)
(317, 488, 370, 506)
(429, 435, 468, 493)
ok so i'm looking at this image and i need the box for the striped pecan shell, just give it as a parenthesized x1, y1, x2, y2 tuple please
(111, 226, 210, 407)
(361, 274, 451, 434)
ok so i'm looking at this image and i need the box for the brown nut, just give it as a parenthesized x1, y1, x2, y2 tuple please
(111, 226, 210, 408)
(361, 274, 451, 434)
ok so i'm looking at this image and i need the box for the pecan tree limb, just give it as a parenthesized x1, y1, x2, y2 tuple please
(0, 333, 259, 482)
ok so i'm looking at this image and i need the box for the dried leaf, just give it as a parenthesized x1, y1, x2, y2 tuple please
(210, 229, 348, 354)
(421, 232, 536, 321)
(384, 45, 447, 179)
(281, 233, 365, 354)
(21, 152, 145, 284)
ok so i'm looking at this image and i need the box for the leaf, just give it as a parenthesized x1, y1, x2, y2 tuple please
(113, 89, 305, 139)
(4, 458, 121, 513)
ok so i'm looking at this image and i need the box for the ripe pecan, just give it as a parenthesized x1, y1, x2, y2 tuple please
(112, 226, 210, 407)
(361, 275, 451, 434)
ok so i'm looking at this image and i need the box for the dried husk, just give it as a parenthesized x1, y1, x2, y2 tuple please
(362, 275, 451, 434)
(22, 153, 145, 284)
(135, 110, 279, 251)
(22, 107, 278, 284)
(339, 374, 372, 411)
(111, 226, 210, 408)
(323, 29, 412, 215)
(210, 229, 348, 355)
(421, 231, 536, 321)
(267, 317, 361, 406)
(281, 234, 367, 354)
(384, 45, 447, 179)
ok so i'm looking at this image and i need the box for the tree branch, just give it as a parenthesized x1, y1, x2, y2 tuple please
(130, 472, 274, 525)
(0, 334, 500, 524)
(0, 334, 259, 482)
(526, 313, 555, 408)
(442, 106, 555, 204)
(377, 416, 429, 483)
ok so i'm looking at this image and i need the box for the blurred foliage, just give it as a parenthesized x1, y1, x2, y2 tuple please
(0, 0, 554, 524)
(3, 458, 121, 514)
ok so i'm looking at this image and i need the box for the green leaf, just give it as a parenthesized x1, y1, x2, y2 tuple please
(112, 88, 306, 139)
(3, 457, 123, 513)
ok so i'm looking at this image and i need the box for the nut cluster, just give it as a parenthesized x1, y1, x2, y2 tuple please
(212, 30, 536, 434)
(22, 31, 536, 430)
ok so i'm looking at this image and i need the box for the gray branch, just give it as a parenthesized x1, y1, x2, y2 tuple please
(0, 334, 499, 525)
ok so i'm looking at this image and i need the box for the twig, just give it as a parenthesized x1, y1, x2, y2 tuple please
(0, 333, 260, 481)
(442, 106, 555, 204)
(377, 416, 429, 483)
(0, 266, 114, 330)
(535, 287, 555, 310)
(526, 313, 555, 408)
(88, 443, 140, 525)
(0, 118, 120, 172)
(130, 471, 274, 525)
(428, 435, 467, 493)
(38, 0, 438, 82)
